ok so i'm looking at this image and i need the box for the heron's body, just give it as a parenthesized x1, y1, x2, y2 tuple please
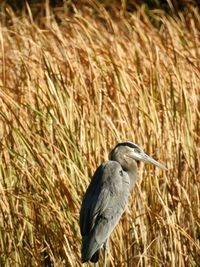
(79, 142, 166, 265)
(80, 161, 131, 262)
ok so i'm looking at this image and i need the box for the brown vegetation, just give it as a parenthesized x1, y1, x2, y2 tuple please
(0, 1, 199, 266)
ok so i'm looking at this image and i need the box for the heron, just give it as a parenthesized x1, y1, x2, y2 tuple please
(79, 141, 167, 266)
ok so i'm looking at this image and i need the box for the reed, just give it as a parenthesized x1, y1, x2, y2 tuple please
(0, 2, 199, 266)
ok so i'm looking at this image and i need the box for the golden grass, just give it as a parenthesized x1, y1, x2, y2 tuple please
(0, 2, 199, 266)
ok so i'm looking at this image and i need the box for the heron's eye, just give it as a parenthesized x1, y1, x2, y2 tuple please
(134, 148, 141, 153)
(119, 170, 123, 176)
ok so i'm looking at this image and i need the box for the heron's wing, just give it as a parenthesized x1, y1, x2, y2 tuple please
(80, 161, 130, 262)
(80, 162, 112, 236)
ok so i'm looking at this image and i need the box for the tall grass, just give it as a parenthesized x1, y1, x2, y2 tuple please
(0, 2, 199, 266)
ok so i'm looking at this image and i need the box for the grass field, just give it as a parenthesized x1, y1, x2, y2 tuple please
(0, 2, 199, 266)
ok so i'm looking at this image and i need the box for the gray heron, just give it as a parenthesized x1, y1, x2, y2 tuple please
(79, 141, 167, 266)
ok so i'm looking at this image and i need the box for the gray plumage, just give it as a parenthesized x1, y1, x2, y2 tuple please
(79, 141, 167, 264)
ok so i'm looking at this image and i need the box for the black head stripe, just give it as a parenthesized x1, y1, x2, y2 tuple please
(115, 142, 139, 149)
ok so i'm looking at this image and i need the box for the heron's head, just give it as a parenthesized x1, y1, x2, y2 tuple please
(110, 141, 167, 170)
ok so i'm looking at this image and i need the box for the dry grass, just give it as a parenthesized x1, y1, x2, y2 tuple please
(0, 2, 199, 267)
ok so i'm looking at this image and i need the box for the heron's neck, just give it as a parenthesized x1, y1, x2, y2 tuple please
(110, 150, 138, 190)
(127, 166, 138, 190)
(118, 159, 138, 190)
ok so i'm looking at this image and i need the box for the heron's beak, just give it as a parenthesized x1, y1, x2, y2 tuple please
(141, 152, 167, 170)
(129, 150, 167, 170)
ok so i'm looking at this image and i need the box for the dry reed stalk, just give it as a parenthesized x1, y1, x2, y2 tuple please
(0, 2, 199, 267)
